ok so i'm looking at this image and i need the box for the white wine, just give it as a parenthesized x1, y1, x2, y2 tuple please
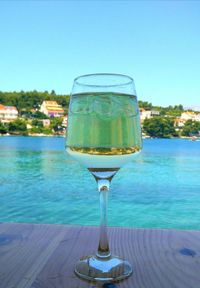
(66, 147, 140, 168)
(69, 75, 141, 282)
(66, 92, 141, 148)
(66, 92, 142, 176)
(66, 147, 140, 179)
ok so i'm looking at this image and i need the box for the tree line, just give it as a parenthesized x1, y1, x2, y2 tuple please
(0, 92, 199, 138)
(139, 101, 200, 138)
(138, 100, 184, 117)
(0, 92, 184, 116)
(143, 117, 200, 138)
(0, 117, 64, 136)
(0, 90, 70, 114)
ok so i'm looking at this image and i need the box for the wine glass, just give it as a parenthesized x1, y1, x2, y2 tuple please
(65, 73, 142, 283)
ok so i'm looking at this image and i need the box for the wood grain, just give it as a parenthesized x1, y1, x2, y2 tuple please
(0, 223, 200, 288)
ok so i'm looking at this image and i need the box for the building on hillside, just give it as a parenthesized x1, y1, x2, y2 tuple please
(0, 105, 18, 122)
(62, 115, 68, 128)
(42, 119, 51, 128)
(195, 114, 200, 121)
(174, 112, 200, 128)
(174, 118, 185, 127)
(140, 108, 152, 122)
(40, 101, 64, 117)
(180, 111, 200, 122)
(26, 123, 32, 129)
(151, 110, 160, 116)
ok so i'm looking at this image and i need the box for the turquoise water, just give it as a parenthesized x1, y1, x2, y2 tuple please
(0, 136, 200, 230)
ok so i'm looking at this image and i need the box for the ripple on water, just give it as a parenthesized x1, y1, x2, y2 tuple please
(0, 137, 200, 229)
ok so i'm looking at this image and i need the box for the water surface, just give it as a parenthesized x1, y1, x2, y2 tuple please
(0, 136, 200, 230)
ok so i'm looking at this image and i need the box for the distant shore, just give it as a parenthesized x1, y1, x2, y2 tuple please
(0, 133, 199, 140)
(0, 133, 64, 137)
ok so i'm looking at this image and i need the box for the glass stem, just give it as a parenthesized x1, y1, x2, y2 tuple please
(96, 179, 111, 258)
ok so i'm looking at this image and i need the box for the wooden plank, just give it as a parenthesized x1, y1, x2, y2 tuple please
(30, 226, 200, 288)
(0, 222, 67, 288)
(30, 226, 98, 288)
(0, 223, 200, 288)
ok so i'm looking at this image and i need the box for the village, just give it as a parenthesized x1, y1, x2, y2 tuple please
(0, 99, 200, 138)
(0, 100, 68, 136)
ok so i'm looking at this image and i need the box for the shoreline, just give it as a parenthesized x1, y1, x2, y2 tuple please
(0, 133, 198, 140)
(0, 133, 65, 137)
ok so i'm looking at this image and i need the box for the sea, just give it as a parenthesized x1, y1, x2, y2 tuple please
(0, 136, 200, 230)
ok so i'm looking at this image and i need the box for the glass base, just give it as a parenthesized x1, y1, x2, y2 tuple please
(74, 254, 133, 283)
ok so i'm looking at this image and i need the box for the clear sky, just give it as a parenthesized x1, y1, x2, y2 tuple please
(0, 0, 200, 107)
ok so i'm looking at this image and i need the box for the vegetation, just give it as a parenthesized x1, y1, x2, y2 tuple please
(8, 119, 28, 135)
(32, 111, 49, 119)
(181, 120, 200, 137)
(138, 101, 152, 110)
(143, 117, 178, 138)
(0, 90, 70, 114)
(0, 122, 7, 134)
(139, 101, 184, 117)
(29, 126, 52, 135)
(0, 91, 200, 138)
(0, 90, 68, 136)
(0, 117, 65, 136)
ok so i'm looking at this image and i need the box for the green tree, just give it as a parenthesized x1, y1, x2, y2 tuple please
(0, 122, 8, 134)
(29, 126, 52, 135)
(138, 101, 152, 110)
(8, 119, 27, 135)
(50, 117, 64, 132)
(182, 120, 200, 136)
(29, 126, 43, 134)
(51, 90, 56, 95)
(143, 117, 178, 138)
(32, 111, 49, 119)
(0, 90, 69, 114)
(174, 104, 184, 111)
(32, 119, 43, 127)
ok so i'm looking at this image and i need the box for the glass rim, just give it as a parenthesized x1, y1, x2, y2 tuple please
(74, 73, 134, 88)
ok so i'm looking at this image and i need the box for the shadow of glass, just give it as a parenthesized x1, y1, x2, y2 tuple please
(91, 283, 117, 288)
(103, 284, 117, 288)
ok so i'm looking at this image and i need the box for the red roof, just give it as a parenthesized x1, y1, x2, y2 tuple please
(0, 104, 18, 111)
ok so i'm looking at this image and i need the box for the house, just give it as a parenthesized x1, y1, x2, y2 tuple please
(174, 118, 185, 127)
(174, 112, 200, 128)
(140, 108, 152, 122)
(180, 111, 200, 122)
(40, 101, 64, 117)
(151, 110, 160, 116)
(0, 105, 18, 122)
(62, 115, 68, 128)
(42, 119, 51, 128)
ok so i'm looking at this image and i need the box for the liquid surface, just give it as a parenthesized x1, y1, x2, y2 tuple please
(1, 136, 200, 230)
(66, 92, 142, 151)
(66, 147, 140, 168)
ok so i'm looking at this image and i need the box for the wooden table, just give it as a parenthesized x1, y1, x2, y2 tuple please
(0, 222, 200, 288)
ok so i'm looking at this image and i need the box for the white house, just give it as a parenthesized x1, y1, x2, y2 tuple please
(62, 115, 68, 128)
(42, 119, 51, 128)
(0, 105, 18, 122)
(140, 108, 152, 122)
(40, 101, 64, 117)
(180, 111, 200, 122)
(174, 118, 185, 127)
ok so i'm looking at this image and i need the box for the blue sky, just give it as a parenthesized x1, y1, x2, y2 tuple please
(0, 1, 199, 107)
